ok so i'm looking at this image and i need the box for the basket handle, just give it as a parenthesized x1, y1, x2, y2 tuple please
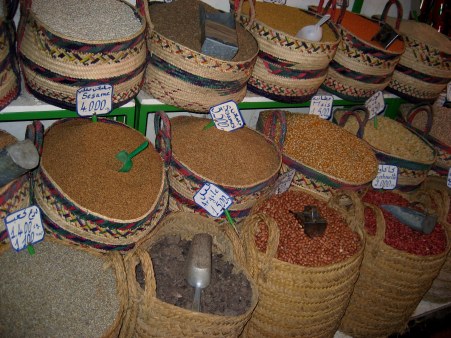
(404, 104, 433, 136)
(140, 0, 154, 32)
(259, 110, 287, 152)
(25, 120, 44, 156)
(318, 0, 348, 25)
(235, 0, 256, 28)
(328, 190, 365, 233)
(154, 111, 172, 166)
(380, 0, 403, 30)
(336, 106, 369, 140)
(364, 202, 387, 243)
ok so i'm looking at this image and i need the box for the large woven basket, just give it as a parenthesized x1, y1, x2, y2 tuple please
(122, 211, 258, 338)
(17, 0, 147, 110)
(0, 0, 20, 111)
(240, 189, 364, 338)
(154, 111, 281, 223)
(234, 0, 340, 103)
(34, 118, 168, 252)
(142, 0, 258, 113)
(319, 0, 405, 101)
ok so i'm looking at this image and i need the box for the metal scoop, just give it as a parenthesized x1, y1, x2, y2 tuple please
(185, 233, 212, 312)
(290, 206, 327, 238)
(381, 204, 437, 234)
(116, 140, 149, 173)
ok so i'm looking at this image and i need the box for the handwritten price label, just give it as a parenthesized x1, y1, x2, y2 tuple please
(194, 183, 233, 217)
(262, 0, 287, 4)
(76, 84, 113, 117)
(365, 91, 386, 119)
(447, 168, 451, 188)
(274, 170, 295, 195)
(209, 101, 245, 132)
(447, 82, 451, 103)
(6, 206, 45, 252)
(372, 165, 398, 190)
(309, 95, 333, 120)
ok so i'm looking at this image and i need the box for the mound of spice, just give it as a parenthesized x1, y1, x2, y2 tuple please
(171, 116, 280, 186)
(363, 189, 447, 256)
(254, 190, 361, 267)
(282, 113, 378, 184)
(41, 119, 163, 220)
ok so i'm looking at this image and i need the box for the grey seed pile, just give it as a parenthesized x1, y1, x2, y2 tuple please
(0, 240, 120, 338)
(32, 0, 142, 41)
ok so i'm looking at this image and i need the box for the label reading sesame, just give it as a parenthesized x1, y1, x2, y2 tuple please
(6, 206, 45, 252)
(372, 165, 398, 190)
(309, 95, 333, 120)
(447, 168, 451, 188)
(365, 91, 386, 119)
(274, 169, 296, 195)
(209, 101, 245, 132)
(76, 85, 113, 117)
(194, 182, 233, 217)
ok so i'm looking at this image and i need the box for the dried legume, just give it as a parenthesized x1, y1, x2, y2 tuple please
(255, 190, 361, 267)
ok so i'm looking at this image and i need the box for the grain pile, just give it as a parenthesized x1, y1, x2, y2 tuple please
(170, 116, 280, 186)
(32, 0, 142, 41)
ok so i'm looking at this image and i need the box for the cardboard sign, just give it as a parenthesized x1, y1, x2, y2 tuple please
(274, 170, 295, 195)
(209, 101, 245, 132)
(372, 165, 398, 190)
(365, 91, 386, 119)
(5, 206, 45, 252)
(194, 182, 233, 217)
(309, 95, 333, 120)
(76, 85, 113, 117)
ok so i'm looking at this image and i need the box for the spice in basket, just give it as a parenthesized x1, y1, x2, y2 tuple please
(254, 190, 361, 267)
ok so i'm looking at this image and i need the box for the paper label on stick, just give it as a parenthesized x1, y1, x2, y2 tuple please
(76, 85, 113, 117)
(372, 165, 398, 190)
(309, 95, 333, 120)
(274, 170, 295, 195)
(447, 82, 451, 103)
(262, 0, 287, 4)
(447, 168, 451, 188)
(209, 101, 245, 132)
(194, 183, 233, 217)
(6, 206, 45, 252)
(365, 91, 386, 119)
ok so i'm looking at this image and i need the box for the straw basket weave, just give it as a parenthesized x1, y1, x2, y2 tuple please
(34, 118, 168, 252)
(17, 0, 147, 110)
(122, 212, 258, 338)
(234, 0, 340, 103)
(240, 190, 364, 338)
(319, 0, 405, 101)
(141, 0, 258, 113)
(340, 200, 449, 337)
(154, 111, 281, 223)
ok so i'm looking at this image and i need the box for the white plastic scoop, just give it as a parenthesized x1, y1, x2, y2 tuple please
(296, 14, 331, 42)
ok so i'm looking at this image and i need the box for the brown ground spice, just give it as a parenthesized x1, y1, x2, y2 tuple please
(41, 119, 163, 220)
(0, 130, 17, 149)
(170, 116, 280, 186)
(149, 0, 257, 61)
(241, 2, 337, 42)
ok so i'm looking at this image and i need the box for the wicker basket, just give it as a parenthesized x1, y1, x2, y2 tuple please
(122, 212, 258, 338)
(17, 0, 147, 110)
(154, 111, 281, 223)
(142, 0, 258, 113)
(318, 0, 405, 101)
(234, 0, 341, 103)
(240, 189, 364, 338)
(34, 118, 168, 252)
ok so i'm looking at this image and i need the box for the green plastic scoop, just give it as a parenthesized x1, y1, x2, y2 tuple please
(116, 140, 149, 172)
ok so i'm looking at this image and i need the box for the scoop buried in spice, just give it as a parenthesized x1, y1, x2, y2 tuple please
(185, 233, 212, 312)
(296, 14, 331, 41)
(381, 205, 437, 235)
(116, 140, 149, 172)
(290, 206, 327, 238)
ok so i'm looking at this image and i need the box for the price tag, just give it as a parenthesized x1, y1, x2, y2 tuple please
(274, 170, 295, 195)
(209, 101, 245, 132)
(76, 84, 113, 117)
(372, 165, 398, 190)
(365, 91, 386, 119)
(194, 182, 233, 217)
(309, 95, 333, 120)
(262, 0, 287, 4)
(447, 82, 451, 103)
(5, 206, 45, 252)
(447, 168, 451, 188)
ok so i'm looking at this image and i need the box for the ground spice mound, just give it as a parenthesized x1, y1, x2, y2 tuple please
(0, 240, 120, 337)
(255, 190, 361, 267)
(171, 116, 280, 186)
(241, 1, 337, 42)
(283, 113, 378, 184)
(41, 119, 163, 220)
(0, 130, 17, 149)
(150, 0, 257, 61)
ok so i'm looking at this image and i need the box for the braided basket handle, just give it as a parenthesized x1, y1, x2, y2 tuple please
(380, 0, 403, 30)
(317, 0, 348, 25)
(154, 111, 172, 166)
(235, 0, 256, 28)
(328, 190, 365, 232)
(336, 106, 369, 140)
(25, 120, 44, 156)
(140, 0, 154, 32)
(404, 104, 433, 136)
(364, 202, 387, 243)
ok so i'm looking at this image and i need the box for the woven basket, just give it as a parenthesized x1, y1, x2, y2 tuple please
(17, 0, 147, 111)
(154, 111, 281, 223)
(122, 211, 258, 338)
(335, 106, 436, 191)
(256, 109, 378, 200)
(398, 103, 451, 177)
(340, 199, 449, 337)
(142, 0, 258, 113)
(0, 0, 20, 111)
(34, 118, 168, 252)
(318, 0, 405, 101)
(234, 0, 340, 103)
(0, 236, 128, 338)
(240, 189, 364, 338)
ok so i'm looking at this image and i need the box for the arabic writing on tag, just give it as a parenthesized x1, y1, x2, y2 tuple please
(209, 101, 245, 132)
(76, 84, 113, 117)
(365, 91, 385, 119)
(309, 95, 333, 120)
(447, 168, 451, 188)
(372, 165, 398, 190)
(274, 170, 295, 195)
(6, 206, 45, 252)
(194, 183, 233, 217)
